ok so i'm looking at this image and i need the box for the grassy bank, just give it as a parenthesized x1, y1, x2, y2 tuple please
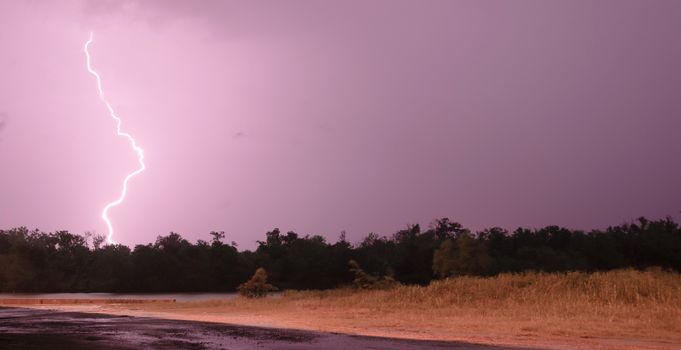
(281, 268, 681, 308)
(31, 269, 681, 349)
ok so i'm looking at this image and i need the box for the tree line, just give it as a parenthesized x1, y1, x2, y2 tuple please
(0, 216, 679, 292)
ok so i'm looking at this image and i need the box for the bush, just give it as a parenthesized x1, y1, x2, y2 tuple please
(433, 234, 492, 277)
(348, 260, 399, 290)
(237, 267, 278, 298)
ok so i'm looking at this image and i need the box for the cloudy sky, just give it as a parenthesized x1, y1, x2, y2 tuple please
(1, 0, 680, 248)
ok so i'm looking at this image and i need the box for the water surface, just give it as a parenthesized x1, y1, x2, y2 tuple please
(0, 293, 237, 301)
(0, 307, 535, 350)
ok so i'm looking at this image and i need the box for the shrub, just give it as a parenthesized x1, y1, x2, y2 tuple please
(237, 267, 278, 298)
(433, 234, 492, 277)
(348, 260, 399, 290)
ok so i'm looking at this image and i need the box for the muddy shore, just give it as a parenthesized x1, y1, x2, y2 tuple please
(0, 307, 535, 350)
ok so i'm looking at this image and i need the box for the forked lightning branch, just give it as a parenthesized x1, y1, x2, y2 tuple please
(84, 32, 146, 245)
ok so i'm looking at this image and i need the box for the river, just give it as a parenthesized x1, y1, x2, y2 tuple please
(0, 292, 237, 301)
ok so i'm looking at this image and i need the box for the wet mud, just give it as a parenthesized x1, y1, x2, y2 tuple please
(0, 307, 536, 350)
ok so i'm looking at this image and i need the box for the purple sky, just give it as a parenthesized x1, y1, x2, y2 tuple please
(1, 1, 680, 249)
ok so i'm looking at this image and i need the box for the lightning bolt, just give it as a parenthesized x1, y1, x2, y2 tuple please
(84, 32, 145, 245)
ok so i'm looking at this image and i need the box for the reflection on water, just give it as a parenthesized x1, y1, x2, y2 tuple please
(0, 293, 237, 301)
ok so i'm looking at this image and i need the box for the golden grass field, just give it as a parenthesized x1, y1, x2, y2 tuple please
(21, 269, 681, 350)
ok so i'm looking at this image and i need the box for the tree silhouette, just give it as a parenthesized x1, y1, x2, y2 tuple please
(0, 215, 679, 293)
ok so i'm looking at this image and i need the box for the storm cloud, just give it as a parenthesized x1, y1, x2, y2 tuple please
(1, 1, 680, 248)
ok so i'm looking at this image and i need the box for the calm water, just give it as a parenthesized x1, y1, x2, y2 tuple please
(0, 292, 237, 301)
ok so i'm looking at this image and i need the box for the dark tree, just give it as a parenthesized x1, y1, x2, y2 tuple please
(0, 215, 679, 292)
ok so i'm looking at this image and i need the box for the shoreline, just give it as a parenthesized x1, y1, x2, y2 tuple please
(3, 271, 679, 350)
(0, 298, 175, 305)
(2, 306, 511, 350)
(7, 301, 679, 350)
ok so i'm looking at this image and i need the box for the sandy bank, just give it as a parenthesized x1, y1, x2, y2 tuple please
(6, 271, 680, 350)
(11, 300, 678, 350)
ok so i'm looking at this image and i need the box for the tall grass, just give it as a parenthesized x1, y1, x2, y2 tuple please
(277, 269, 681, 308)
(139, 269, 681, 345)
(175, 269, 681, 310)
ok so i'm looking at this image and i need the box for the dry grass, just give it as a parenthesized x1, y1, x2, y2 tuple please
(280, 268, 681, 307)
(36, 269, 681, 349)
